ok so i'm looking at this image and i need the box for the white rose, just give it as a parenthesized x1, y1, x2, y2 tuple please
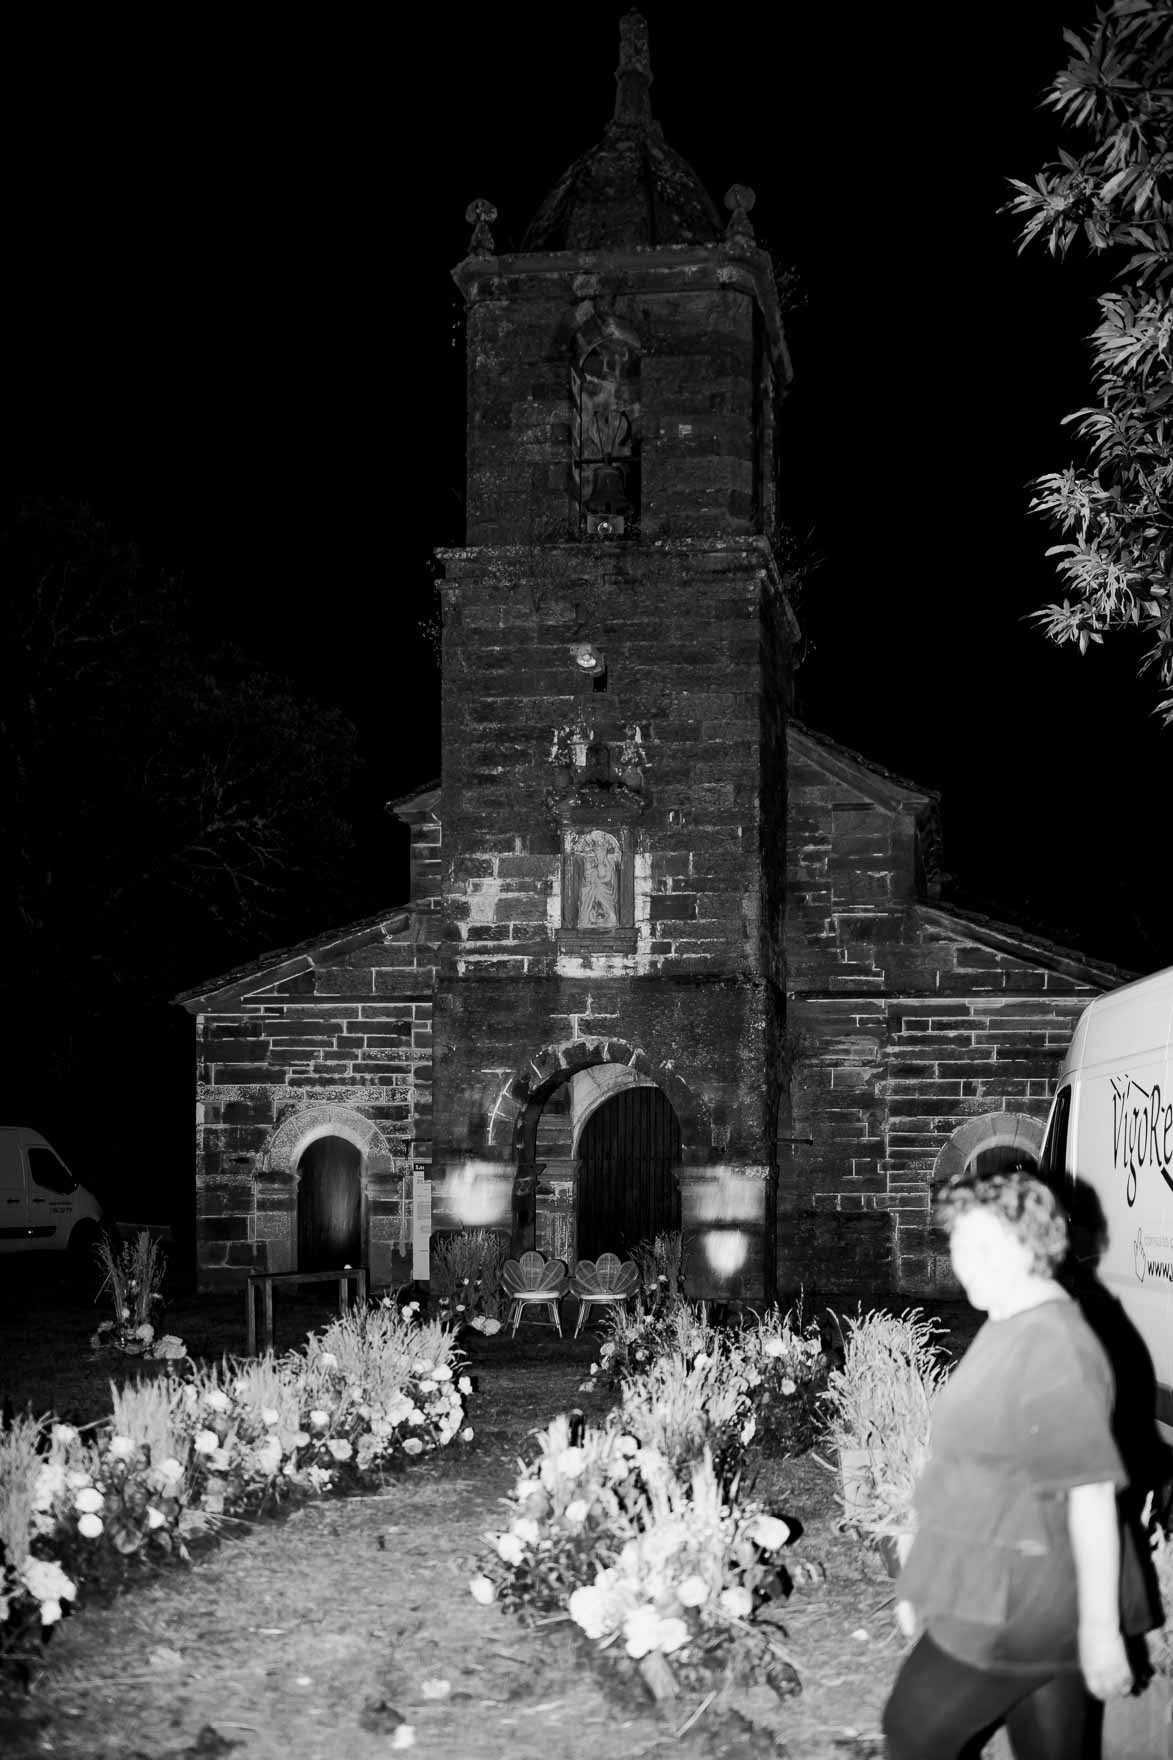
(134, 1322, 155, 1343)
(146, 1507, 167, 1530)
(496, 1532, 524, 1565)
(204, 1390, 230, 1413)
(762, 1336, 787, 1358)
(555, 1447, 586, 1480)
(563, 1500, 589, 1529)
(20, 1559, 76, 1608)
(402, 1437, 424, 1456)
(468, 1574, 496, 1605)
(719, 1586, 753, 1620)
(460, 1428, 474, 1443)
(623, 1605, 662, 1659)
(657, 1616, 690, 1654)
(193, 1430, 220, 1456)
(261, 1408, 280, 1427)
(676, 1574, 710, 1606)
(256, 1438, 282, 1475)
(50, 1424, 79, 1447)
(78, 1512, 104, 1539)
(748, 1514, 790, 1551)
(107, 1435, 136, 1461)
(568, 1583, 611, 1640)
(32, 1463, 66, 1511)
(458, 1376, 472, 1395)
(780, 1378, 798, 1396)
(309, 1410, 330, 1430)
(158, 1457, 184, 1482)
(326, 1438, 352, 1462)
(74, 1487, 104, 1514)
(511, 1517, 540, 1546)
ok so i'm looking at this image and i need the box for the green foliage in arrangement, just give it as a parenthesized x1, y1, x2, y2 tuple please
(431, 1229, 508, 1323)
(1005, 1, 1173, 716)
(819, 1307, 950, 1537)
(92, 1230, 186, 1360)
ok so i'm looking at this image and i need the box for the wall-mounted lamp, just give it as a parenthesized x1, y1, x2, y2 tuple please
(570, 643, 606, 677)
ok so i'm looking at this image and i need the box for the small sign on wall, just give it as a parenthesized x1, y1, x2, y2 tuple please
(412, 1169, 432, 1281)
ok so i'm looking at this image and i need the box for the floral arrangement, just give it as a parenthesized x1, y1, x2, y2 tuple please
(1, 1299, 472, 1669)
(593, 1299, 828, 1463)
(630, 1229, 686, 1311)
(91, 1230, 186, 1361)
(471, 1408, 798, 1700)
(819, 1307, 949, 1538)
(736, 1308, 829, 1458)
(431, 1229, 507, 1326)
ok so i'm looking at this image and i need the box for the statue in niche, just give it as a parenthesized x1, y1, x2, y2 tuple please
(571, 830, 622, 929)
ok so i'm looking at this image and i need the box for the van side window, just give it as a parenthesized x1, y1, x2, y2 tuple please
(1041, 1087, 1072, 1181)
(27, 1148, 75, 1195)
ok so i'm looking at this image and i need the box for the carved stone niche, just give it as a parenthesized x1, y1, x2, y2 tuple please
(560, 824, 636, 953)
(547, 743, 645, 954)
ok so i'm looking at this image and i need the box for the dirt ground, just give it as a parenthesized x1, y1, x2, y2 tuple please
(0, 1283, 987, 1760)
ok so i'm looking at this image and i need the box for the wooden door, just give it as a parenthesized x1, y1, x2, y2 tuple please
(297, 1136, 362, 1271)
(576, 1088, 681, 1262)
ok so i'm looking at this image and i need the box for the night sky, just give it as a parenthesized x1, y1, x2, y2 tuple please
(7, 0, 1171, 1066)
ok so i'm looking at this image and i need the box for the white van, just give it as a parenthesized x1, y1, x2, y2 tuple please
(1040, 965, 1173, 1444)
(0, 1127, 107, 1272)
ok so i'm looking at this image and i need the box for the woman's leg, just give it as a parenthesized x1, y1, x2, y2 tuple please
(1003, 1670, 1092, 1760)
(882, 1635, 1049, 1760)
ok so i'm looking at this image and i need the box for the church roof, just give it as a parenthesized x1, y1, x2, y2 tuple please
(173, 902, 435, 1011)
(521, 11, 722, 253)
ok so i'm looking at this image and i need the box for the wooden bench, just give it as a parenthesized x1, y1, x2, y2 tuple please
(245, 1266, 367, 1355)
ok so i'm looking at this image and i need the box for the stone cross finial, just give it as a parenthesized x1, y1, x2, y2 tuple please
(464, 197, 498, 257)
(724, 184, 757, 242)
(614, 10, 653, 124)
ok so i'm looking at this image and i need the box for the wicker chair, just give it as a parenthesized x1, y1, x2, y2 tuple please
(501, 1251, 570, 1337)
(571, 1252, 640, 1336)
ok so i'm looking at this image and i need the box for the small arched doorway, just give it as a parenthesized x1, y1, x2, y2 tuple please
(297, 1135, 362, 1271)
(576, 1087, 681, 1261)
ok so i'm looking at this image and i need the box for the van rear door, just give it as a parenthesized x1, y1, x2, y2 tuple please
(1069, 976, 1173, 1427)
(0, 1132, 29, 1237)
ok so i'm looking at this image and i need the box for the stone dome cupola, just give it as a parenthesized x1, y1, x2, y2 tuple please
(521, 10, 722, 252)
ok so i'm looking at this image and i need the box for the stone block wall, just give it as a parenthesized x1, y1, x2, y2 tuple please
(781, 731, 1117, 1294)
(457, 248, 783, 546)
(187, 915, 436, 1289)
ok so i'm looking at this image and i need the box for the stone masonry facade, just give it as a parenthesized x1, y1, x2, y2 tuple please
(782, 727, 1124, 1293)
(176, 15, 1130, 1299)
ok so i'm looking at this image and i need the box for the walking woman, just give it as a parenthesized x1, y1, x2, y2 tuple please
(882, 1169, 1160, 1760)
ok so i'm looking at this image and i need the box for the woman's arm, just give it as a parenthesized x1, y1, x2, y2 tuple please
(1066, 1480, 1133, 1700)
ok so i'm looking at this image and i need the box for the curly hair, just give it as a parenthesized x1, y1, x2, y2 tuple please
(934, 1169, 1069, 1275)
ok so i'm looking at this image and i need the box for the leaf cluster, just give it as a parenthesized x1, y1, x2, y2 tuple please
(1004, 1, 1173, 717)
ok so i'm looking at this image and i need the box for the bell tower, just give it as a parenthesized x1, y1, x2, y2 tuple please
(430, 11, 797, 1300)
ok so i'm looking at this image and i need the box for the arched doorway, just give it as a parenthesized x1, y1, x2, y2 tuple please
(297, 1135, 362, 1271)
(576, 1087, 681, 1261)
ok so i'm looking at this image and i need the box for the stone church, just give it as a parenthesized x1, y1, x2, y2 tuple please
(176, 13, 1126, 1300)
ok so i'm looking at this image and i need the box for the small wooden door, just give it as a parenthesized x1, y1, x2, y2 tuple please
(297, 1136, 362, 1271)
(576, 1088, 681, 1262)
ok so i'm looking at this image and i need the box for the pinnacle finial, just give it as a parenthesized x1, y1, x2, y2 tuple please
(464, 197, 498, 257)
(614, 9, 653, 125)
(724, 185, 757, 242)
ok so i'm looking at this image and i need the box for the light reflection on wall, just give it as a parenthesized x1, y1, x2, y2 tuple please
(681, 1166, 764, 1289)
(441, 1161, 513, 1231)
